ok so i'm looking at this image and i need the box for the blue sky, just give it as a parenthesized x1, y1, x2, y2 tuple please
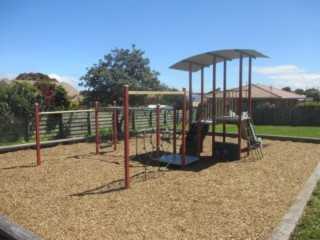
(1, 0, 320, 92)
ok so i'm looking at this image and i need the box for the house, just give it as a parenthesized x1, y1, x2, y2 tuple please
(205, 83, 306, 115)
(0, 78, 12, 86)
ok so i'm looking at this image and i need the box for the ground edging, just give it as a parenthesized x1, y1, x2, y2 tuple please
(268, 163, 320, 240)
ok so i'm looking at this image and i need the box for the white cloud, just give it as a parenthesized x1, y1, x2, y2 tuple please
(253, 65, 320, 90)
(0, 72, 18, 80)
(253, 65, 304, 75)
(48, 73, 80, 89)
(269, 73, 320, 90)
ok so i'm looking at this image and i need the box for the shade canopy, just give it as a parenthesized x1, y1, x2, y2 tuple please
(169, 49, 268, 72)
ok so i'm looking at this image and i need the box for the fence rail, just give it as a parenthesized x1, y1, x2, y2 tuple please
(0, 109, 182, 143)
(1, 104, 319, 144)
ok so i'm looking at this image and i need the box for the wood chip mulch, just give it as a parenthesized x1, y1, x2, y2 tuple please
(0, 136, 319, 239)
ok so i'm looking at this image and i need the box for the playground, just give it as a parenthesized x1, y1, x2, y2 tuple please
(1, 49, 319, 239)
(0, 136, 319, 239)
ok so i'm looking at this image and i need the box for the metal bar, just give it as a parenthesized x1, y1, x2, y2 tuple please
(128, 90, 184, 95)
(113, 101, 117, 151)
(173, 107, 177, 154)
(189, 63, 193, 130)
(201, 66, 205, 119)
(35, 103, 41, 166)
(206, 52, 232, 61)
(247, 57, 252, 157)
(212, 56, 216, 157)
(182, 60, 209, 68)
(156, 104, 160, 158)
(197, 120, 202, 156)
(234, 49, 257, 59)
(95, 102, 99, 155)
(100, 106, 124, 111)
(248, 57, 252, 117)
(223, 60, 227, 143)
(39, 109, 94, 115)
(238, 53, 243, 160)
(123, 85, 130, 189)
(181, 88, 187, 166)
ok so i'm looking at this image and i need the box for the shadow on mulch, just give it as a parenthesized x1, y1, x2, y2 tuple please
(130, 151, 240, 172)
(1, 163, 37, 170)
(69, 171, 159, 197)
(69, 151, 250, 197)
(69, 178, 126, 196)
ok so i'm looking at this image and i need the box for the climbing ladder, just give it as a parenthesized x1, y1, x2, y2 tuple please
(242, 118, 263, 160)
(183, 122, 209, 156)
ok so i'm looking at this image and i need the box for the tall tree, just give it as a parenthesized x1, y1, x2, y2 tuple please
(294, 88, 305, 95)
(79, 44, 169, 106)
(34, 80, 71, 111)
(305, 88, 320, 101)
(282, 87, 291, 92)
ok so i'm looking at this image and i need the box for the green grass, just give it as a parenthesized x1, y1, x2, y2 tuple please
(0, 125, 319, 147)
(213, 125, 320, 139)
(292, 181, 320, 239)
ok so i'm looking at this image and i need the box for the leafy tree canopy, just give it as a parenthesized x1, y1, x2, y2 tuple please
(294, 88, 305, 95)
(16, 72, 58, 82)
(282, 86, 291, 92)
(0, 81, 39, 117)
(34, 80, 71, 111)
(305, 88, 320, 101)
(79, 44, 171, 106)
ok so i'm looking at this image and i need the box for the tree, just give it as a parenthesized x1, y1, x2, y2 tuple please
(16, 72, 58, 82)
(282, 87, 291, 92)
(79, 44, 169, 106)
(305, 88, 320, 102)
(1, 81, 39, 116)
(0, 82, 39, 141)
(294, 88, 305, 95)
(34, 80, 71, 111)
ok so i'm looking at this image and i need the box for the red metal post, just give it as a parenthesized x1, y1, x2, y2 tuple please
(156, 104, 160, 158)
(197, 120, 202, 156)
(248, 57, 252, 118)
(95, 102, 99, 155)
(201, 66, 205, 119)
(223, 60, 227, 143)
(238, 54, 243, 160)
(173, 107, 177, 154)
(188, 63, 193, 130)
(181, 88, 187, 166)
(212, 57, 216, 157)
(35, 103, 41, 166)
(123, 85, 130, 189)
(247, 57, 253, 157)
(113, 101, 117, 151)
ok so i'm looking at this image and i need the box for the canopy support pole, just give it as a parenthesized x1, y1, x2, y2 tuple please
(212, 56, 217, 157)
(188, 63, 193, 130)
(248, 57, 252, 117)
(223, 60, 227, 143)
(237, 53, 243, 160)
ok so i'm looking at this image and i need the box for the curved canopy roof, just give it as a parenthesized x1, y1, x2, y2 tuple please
(169, 49, 269, 72)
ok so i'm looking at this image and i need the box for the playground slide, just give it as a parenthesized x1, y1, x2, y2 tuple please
(242, 118, 261, 147)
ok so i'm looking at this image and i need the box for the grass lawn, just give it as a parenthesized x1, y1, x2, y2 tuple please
(292, 181, 320, 239)
(213, 125, 320, 139)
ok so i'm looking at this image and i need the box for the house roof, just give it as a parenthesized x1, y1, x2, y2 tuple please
(205, 84, 306, 100)
(0, 79, 12, 86)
